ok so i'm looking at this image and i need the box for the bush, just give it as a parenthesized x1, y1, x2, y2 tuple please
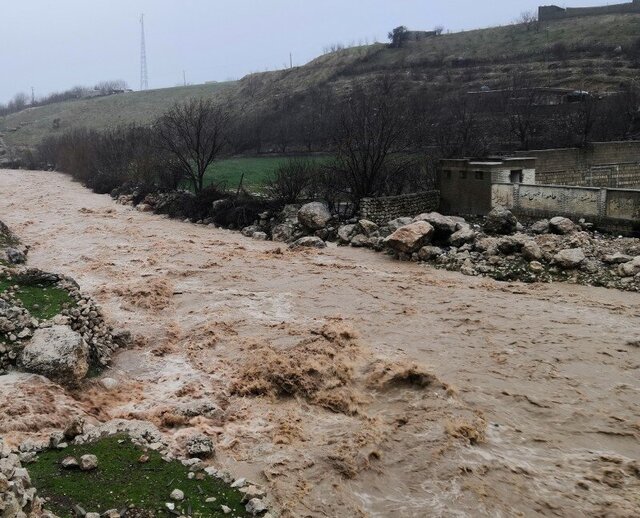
(265, 158, 315, 203)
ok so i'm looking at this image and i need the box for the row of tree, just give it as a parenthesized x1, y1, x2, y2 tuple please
(0, 80, 129, 117)
(33, 74, 640, 208)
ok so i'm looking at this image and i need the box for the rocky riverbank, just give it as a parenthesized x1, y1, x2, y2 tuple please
(239, 203, 640, 292)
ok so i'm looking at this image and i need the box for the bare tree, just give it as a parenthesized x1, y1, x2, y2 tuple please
(94, 80, 129, 94)
(156, 98, 229, 193)
(265, 159, 314, 203)
(329, 79, 412, 202)
(517, 11, 538, 31)
(503, 73, 542, 150)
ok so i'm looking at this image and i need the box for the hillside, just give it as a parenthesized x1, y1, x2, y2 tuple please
(0, 82, 235, 149)
(2, 12, 640, 150)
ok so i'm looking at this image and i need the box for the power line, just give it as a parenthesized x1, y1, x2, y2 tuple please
(140, 13, 149, 91)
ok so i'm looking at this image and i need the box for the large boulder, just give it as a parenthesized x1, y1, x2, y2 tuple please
(384, 222, 435, 254)
(549, 217, 577, 235)
(484, 207, 518, 235)
(413, 212, 457, 237)
(19, 326, 89, 384)
(297, 203, 332, 230)
(522, 240, 543, 261)
(553, 248, 586, 269)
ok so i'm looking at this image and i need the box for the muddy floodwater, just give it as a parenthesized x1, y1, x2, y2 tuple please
(1, 169, 640, 517)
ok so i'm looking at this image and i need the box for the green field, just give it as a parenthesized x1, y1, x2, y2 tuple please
(203, 155, 330, 191)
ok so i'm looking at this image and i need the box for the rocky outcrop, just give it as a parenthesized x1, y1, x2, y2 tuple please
(19, 326, 89, 384)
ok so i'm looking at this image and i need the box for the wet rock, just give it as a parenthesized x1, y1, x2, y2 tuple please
(20, 326, 89, 384)
(484, 207, 518, 235)
(271, 223, 294, 243)
(64, 416, 85, 441)
(522, 240, 543, 261)
(245, 498, 268, 515)
(530, 219, 550, 234)
(5, 247, 26, 264)
(337, 224, 356, 244)
(413, 212, 457, 237)
(186, 434, 214, 459)
(170, 489, 184, 501)
(386, 217, 413, 231)
(417, 246, 444, 261)
(80, 454, 98, 471)
(554, 248, 586, 269)
(357, 219, 378, 236)
(252, 232, 268, 241)
(549, 217, 577, 235)
(241, 225, 259, 238)
(289, 237, 327, 250)
(384, 222, 435, 254)
(100, 378, 118, 391)
(604, 252, 633, 264)
(529, 261, 545, 273)
(297, 202, 331, 230)
(61, 456, 79, 469)
(350, 234, 372, 248)
(618, 256, 640, 277)
(449, 227, 475, 247)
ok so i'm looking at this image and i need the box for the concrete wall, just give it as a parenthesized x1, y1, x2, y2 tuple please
(514, 142, 640, 189)
(491, 182, 640, 232)
(539, 1, 640, 21)
(359, 191, 440, 224)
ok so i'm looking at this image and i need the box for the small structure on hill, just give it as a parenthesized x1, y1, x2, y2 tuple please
(538, 0, 640, 22)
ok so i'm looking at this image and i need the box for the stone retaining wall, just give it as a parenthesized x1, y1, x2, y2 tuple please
(514, 141, 640, 188)
(359, 191, 440, 223)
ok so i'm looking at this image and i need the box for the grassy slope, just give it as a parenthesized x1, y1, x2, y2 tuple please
(0, 82, 234, 148)
(2, 13, 640, 148)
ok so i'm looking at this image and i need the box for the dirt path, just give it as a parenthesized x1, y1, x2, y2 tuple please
(2, 169, 640, 517)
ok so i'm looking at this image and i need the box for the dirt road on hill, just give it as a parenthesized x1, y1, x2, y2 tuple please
(2, 168, 640, 517)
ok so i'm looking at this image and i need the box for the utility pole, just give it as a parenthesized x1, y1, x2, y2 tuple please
(183, 70, 187, 87)
(140, 14, 149, 90)
(31, 87, 35, 105)
(290, 52, 293, 69)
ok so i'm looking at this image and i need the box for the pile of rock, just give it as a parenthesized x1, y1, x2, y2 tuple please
(378, 209, 640, 291)
(0, 438, 51, 518)
(2, 219, 128, 381)
(0, 270, 123, 381)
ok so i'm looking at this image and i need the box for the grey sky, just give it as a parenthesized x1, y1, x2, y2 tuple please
(0, 0, 616, 103)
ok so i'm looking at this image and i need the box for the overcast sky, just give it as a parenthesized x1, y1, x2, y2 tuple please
(0, 0, 614, 103)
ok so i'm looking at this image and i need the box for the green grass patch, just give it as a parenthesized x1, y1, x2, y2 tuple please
(29, 436, 250, 518)
(0, 277, 74, 320)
